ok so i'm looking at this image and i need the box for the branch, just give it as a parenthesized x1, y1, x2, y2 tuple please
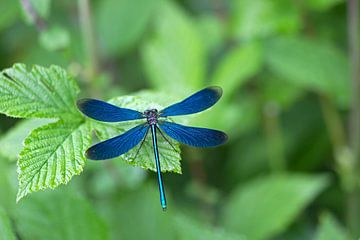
(20, 0, 47, 31)
(347, 0, 360, 236)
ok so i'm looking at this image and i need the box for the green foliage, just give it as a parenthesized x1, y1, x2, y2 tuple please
(16, 189, 109, 240)
(30, 0, 51, 19)
(0, 159, 15, 211)
(211, 42, 263, 99)
(39, 25, 70, 51)
(314, 213, 350, 240)
(222, 174, 329, 240)
(0, 0, 355, 239)
(88, 160, 146, 195)
(96, 0, 159, 56)
(0, 207, 15, 240)
(0, 64, 182, 202)
(22, 0, 51, 24)
(102, 184, 245, 240)
(0, 64, 80, 119)
(0, 0, 19, 31)
(174, 214, 243, 240)
(305, 0, 344, 11)
(196, 15, 225, 54)
(265, 37, 350, 107)
(260, 76, 303, 109)
(142, 1, 205, 92)
(230, 0, 301, 40)
(0, 119, 53, 161)
(0, 64, 94, 201)
(103, 185, 175, 240)
(17, 120, 91, 201)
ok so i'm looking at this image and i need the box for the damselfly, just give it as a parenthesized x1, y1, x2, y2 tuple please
(77, 87, 228, 210)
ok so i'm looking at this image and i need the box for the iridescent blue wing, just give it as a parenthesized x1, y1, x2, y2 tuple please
(159, 87, 222, 117)
(158, 121, 227, 147)
(77, 98, 144, 122)
(86, 124, 149, 160)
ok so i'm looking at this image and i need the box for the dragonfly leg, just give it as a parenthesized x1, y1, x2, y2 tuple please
(130, 127, 150, 161)
(156, 125, 180, 154)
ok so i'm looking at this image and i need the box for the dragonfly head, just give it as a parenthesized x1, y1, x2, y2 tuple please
(144, 109, 159, 125)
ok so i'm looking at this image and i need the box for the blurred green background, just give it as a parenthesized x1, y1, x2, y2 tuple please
(0, 0, 358, 239)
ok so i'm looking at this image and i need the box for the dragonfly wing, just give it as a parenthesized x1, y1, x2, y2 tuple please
(160, 87, 222, 117)
(86, 124, 149, 160)
(77, 98, 144, 122)
(158, 121, 227, 147)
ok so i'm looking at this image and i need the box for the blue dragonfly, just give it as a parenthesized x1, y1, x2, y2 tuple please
(77, 87, 227, 210)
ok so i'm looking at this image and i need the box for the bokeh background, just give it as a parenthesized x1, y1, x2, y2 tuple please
(0, 0, 358, 239)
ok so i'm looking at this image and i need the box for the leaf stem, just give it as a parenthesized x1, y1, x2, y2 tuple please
(348, 0, 360, 179)
(319, 95, 357, 236)
(347, 0, 360, 235)
(263, 101, 286, 172)
(20, 0, 47, 31)
(78, 0, 98, 94)
(186, 148, 216, 221)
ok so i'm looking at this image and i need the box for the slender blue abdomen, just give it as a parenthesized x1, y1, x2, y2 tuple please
(150, 125, 167, 210)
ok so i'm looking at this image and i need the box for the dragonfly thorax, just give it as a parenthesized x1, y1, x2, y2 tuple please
(144, 109, 159, 125)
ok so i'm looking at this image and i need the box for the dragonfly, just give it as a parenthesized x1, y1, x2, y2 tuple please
(77, 86, 228, 210)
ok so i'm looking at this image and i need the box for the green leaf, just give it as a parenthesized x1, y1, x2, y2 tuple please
(0, 64, 81, 119)
(0, 207, 15, 240)
(0, 159, 16, 211)
(30, 0, 51, 18)
(314, 212, 350, 240)
(16, 189, 108, 240)
(0, 119, 54, 161)
(22, 0, 51, 24)
(260, 75, 303, 109)
(17, 120, 91, 201)
(39, 25, 70, 51)
(22, 45, 68, 66)
(96, 0, 159, 56)
(190, 94, 259, 137)
(230, 0, 301, 40)
(134, 90, 183, 111)
(305, 0, 344, 11)
(211, 42, 263, 99)
(174, 214, 243, 240)
(142, 1, 205, 92)
(222, 174, 329, 240)
(265, 37, 350, 107)
(101, 184, 174, 240)
(88, 160, 146, 197)
(0, 0, 19, 31)
(92, 95, 182, 173)
(196, 14, 225, 54)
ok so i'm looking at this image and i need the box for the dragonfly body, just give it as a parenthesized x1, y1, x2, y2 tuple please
(77, 87, 227, 210)
(144, 109, 159, 125)
(150, 125, 167, 210)
(144, 109, 167, 210)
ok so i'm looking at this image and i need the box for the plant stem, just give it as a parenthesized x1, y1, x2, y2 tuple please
(319, 95, 358, 236)
(319, 96, 347, 153)
(78, 0, 98, 94)
(348, 0, 360, 171)
(186, 148, 217, 221)
(263, 101, 286, 172)
(20, 0, 47, 31)
(347, 0, 360, 236)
